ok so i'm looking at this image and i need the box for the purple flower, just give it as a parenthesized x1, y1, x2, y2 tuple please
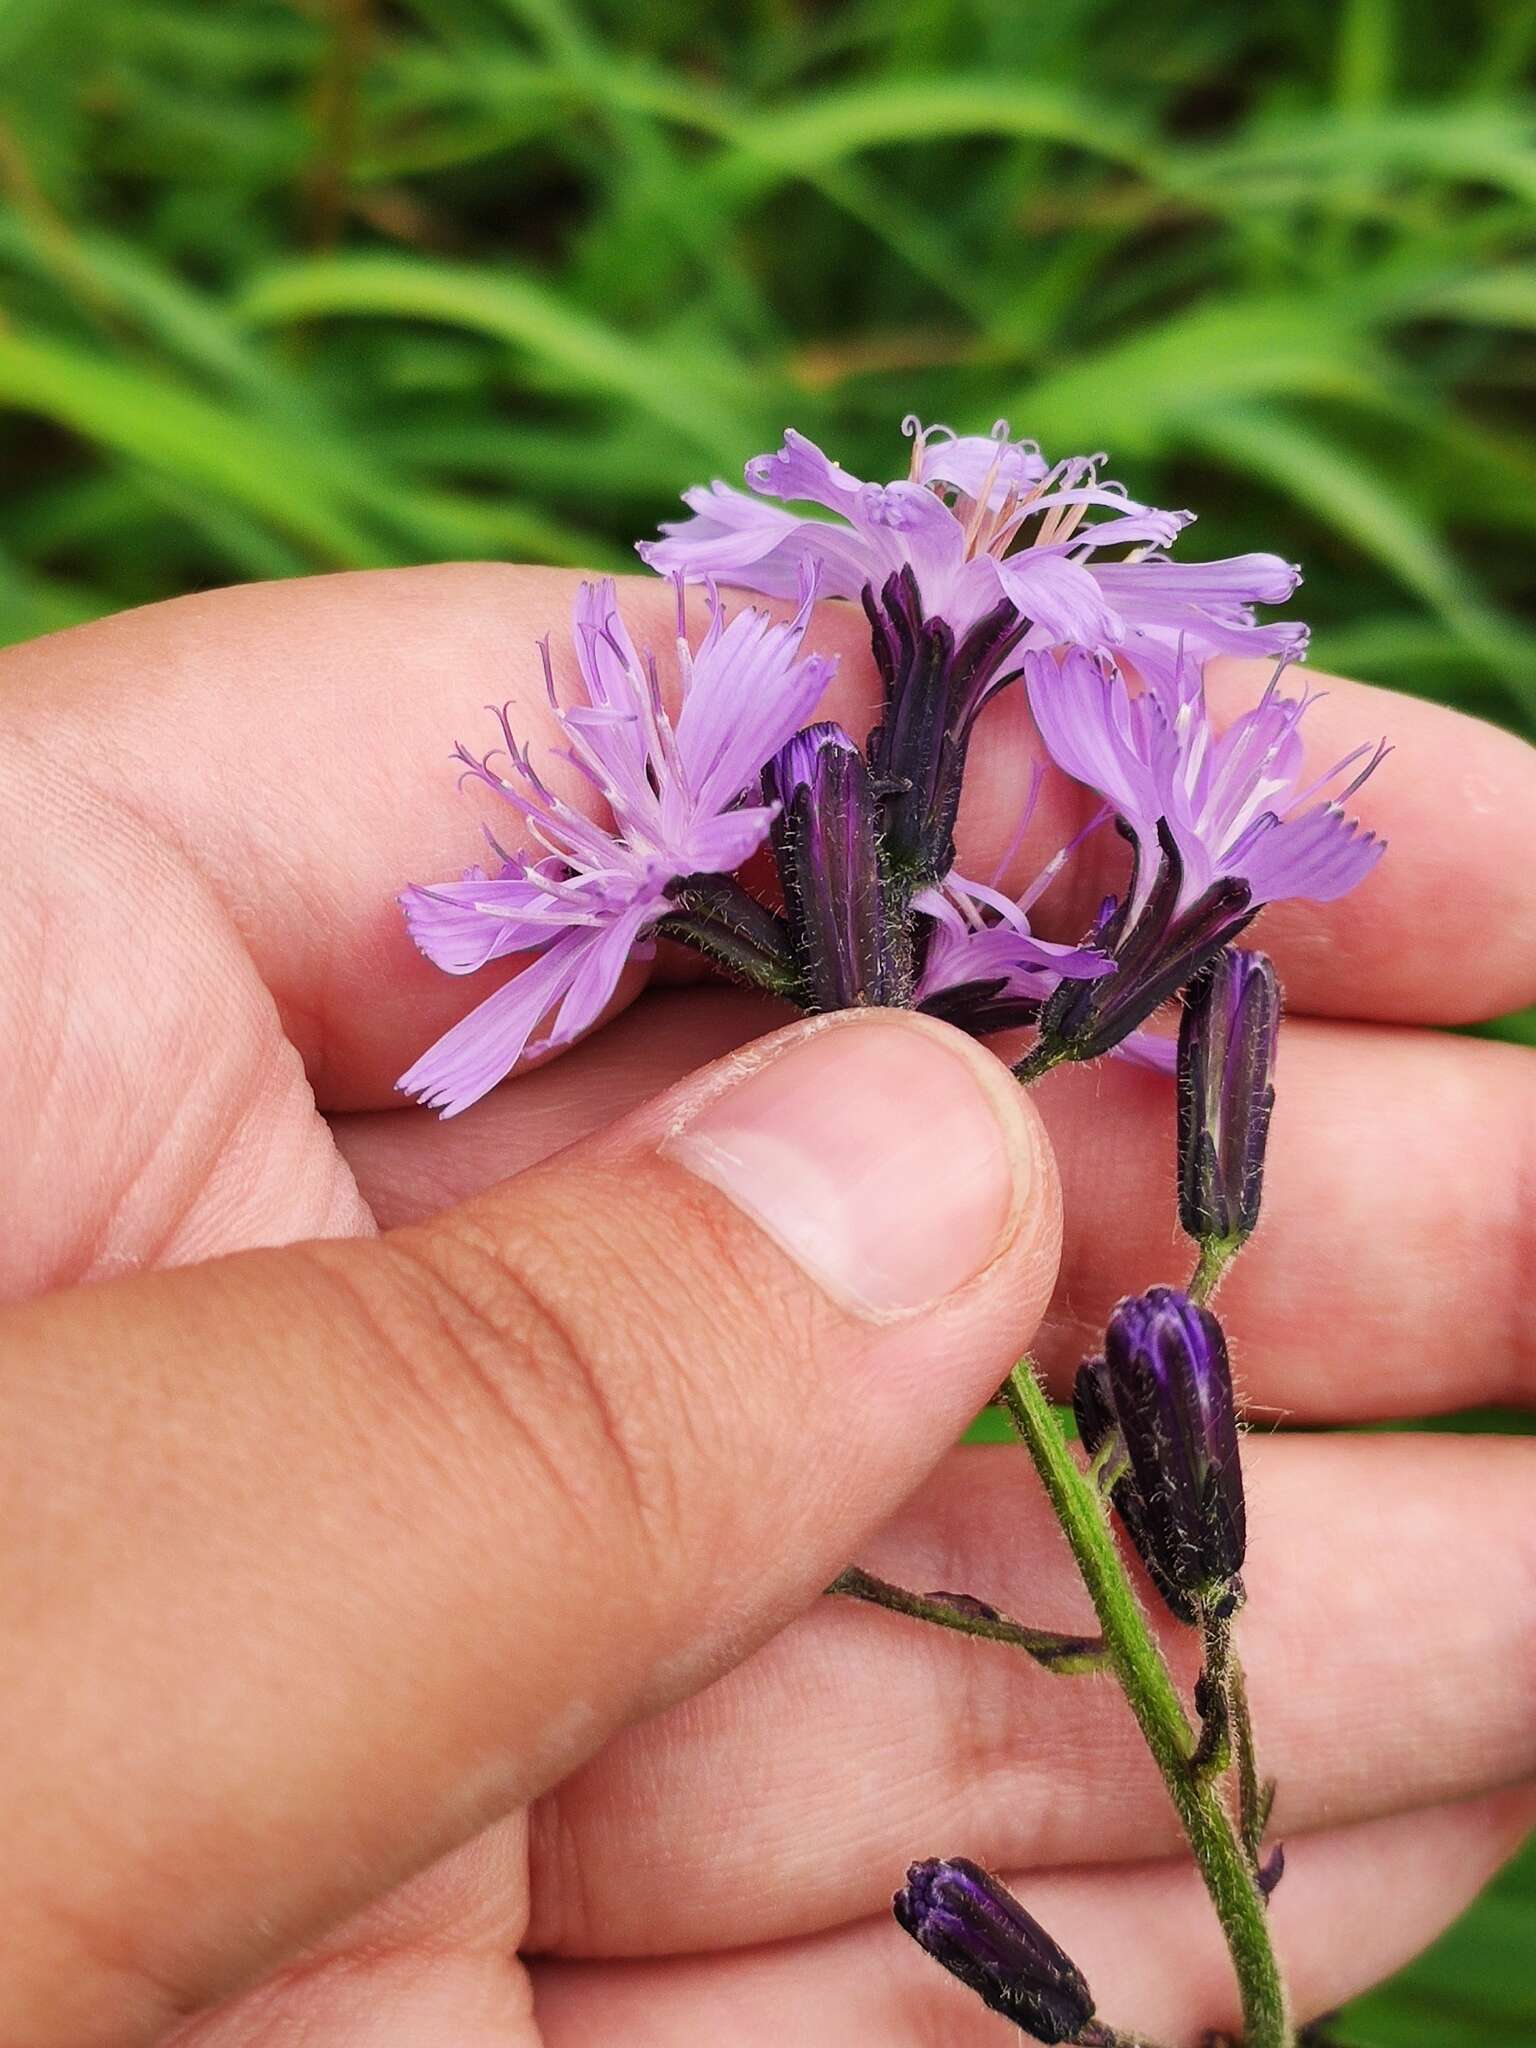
(894, 1858, 1095, 2040)
(640, 417, 1306, 673)
(1026, 647, 1387, 923)
(1019, 645, 1384, 1070)
(397, 573, 834, 1115)
(1178, 947, 1281, 1248)
(1074, 1287, 1246, 1625)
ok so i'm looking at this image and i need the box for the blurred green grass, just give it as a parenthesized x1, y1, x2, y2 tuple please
(0, 0, 1531, 2036)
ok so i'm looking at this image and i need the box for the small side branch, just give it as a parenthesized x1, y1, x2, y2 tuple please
(828, 1566, 1107, 1675)
(1190, 1611, 1234, 1781)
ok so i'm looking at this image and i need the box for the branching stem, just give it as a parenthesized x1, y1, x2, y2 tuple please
(996, 1359, 1290, 2048)
(828, 1566, 1106, 1674)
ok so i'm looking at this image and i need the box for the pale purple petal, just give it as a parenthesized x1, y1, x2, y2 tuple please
(537, 899, 655, 1055)
(1003, 549, 1125, 647)
(1228, 804, 1386, 905)
(399, 568, 840, 1113)
(1027, 640, 1385, 923)
(397, 926, 600, 1117)
(400, 870, 565, 974)
(743, 428, 871, 515)
(1096, 551, 1303, 613)
(852, 480, 971, 612)
(913, 422, 1047, 504)
(1025, 649, 1161, 864)
(682, 801, 781, 876)
(916, 921, 1112, 1004)
(1091, 554, 1309, 671)
(638, 481, 874, 601)
(674, 579, 836, 818)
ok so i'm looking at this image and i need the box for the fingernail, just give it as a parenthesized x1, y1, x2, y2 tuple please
(662, 1014, 1027, 1320)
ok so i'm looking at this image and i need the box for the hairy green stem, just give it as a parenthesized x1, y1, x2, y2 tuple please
(1190, 1610, 1234, 1780)
(1229, 1654, 1267, 1869)
(1189, 1236, 1240, 1305)
(1011, 1038, 1066, 1086)
(997, 1359, 1290, 2048)
(828, 1565, 1106, 1674)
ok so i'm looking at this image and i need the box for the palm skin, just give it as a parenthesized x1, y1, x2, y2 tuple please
(0, 561, 1532, 2047)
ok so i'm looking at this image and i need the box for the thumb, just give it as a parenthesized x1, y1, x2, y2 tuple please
(0, 1008, 1059, 2048)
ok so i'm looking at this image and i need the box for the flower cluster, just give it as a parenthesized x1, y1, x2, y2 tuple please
(399, 415, 1389, 2044)
(399, 417, 1384, 1117)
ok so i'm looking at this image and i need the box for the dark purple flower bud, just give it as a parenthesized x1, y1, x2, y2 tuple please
(1178, 947, 1280, 1247)
(1034, 822, 1255, 1067)
(864, 565, 1028, 885)
(764, 721, 895, 1010)
(894, 1858, 1095, 2041)
(1073, 1287, 1246, 1624)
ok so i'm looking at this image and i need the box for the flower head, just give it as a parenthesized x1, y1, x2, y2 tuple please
(1027, 647, 1387, 923)
(893, 1857, 1096, 2041)
(641, 416, 1306, 674)
(1022, 647, 1384, 1068)
(1074, 1287, 1246, 1624)
(397, 573, 834, 1115)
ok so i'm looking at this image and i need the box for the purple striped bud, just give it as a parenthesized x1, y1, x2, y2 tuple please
(1178, 947, 1280, 1247)
(765, 721, 895, 1010)
(894, 1858, 1095, 2041)
(1074, 1288, 1246, 1624)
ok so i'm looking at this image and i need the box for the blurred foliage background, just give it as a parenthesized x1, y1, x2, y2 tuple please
(0, 0, 1531, 2037)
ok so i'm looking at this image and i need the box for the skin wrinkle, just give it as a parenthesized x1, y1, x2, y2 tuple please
(168, 1921, 542, 2048)
(0, 744, 365, 1297)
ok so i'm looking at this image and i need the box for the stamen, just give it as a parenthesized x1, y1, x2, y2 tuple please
(985, 762, 1045, 891)
(1018, 803, 1113, 915)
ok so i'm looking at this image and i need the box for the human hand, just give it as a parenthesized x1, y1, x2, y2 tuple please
(0, 565, 1531, 2046)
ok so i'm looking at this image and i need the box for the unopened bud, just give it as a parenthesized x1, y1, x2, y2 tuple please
(765, 721, 894, 1010)
(1177, 947, 1280, 1247)
(894, 1857, 1095, 2041)
(1073, 1287, 1246, 1624)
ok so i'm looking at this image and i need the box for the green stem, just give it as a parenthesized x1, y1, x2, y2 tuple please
(828, 1565, 1106, 1674)
(1189, 1236, 1240, 1305)
(1229, 1654, 1266, 1868)
(1012, 1039, 1067, 1086)
(1190, 1610, 1234, 1780)
(997, 1359, 1290, 2048)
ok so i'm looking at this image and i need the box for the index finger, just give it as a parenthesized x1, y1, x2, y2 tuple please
(0, 562, 1530, 1111)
